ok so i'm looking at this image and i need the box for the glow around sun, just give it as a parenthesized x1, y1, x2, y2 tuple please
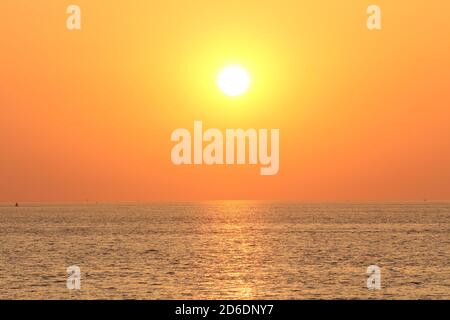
(217, 65, 251, 97)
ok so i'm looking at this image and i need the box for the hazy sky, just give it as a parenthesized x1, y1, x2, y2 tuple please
(1, 1, 449, 202)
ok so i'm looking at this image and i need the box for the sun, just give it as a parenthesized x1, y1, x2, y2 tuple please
(217, 65, 251, 97)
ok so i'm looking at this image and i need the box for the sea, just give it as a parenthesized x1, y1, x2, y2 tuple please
(0, 202, 449, 299)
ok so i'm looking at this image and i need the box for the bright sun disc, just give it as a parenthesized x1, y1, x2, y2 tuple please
(217, 65, 251, 97)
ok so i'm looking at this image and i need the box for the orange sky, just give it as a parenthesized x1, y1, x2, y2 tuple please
(1, 1, 450, 202)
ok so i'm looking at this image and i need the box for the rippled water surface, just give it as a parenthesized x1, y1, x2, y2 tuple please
(0, 202, 449, 299)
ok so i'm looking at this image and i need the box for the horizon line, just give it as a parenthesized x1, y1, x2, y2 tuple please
(1, 199, 450, 206)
